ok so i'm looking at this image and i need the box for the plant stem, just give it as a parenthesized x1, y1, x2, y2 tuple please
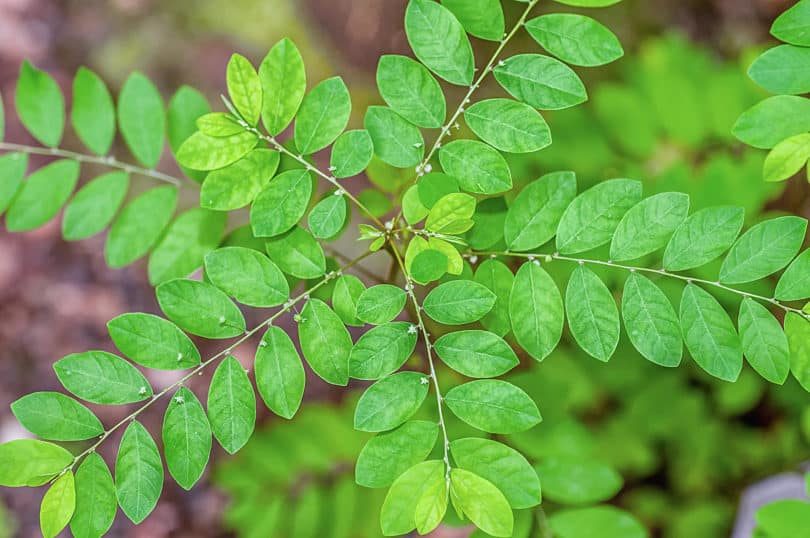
(0, 142, 183, 186)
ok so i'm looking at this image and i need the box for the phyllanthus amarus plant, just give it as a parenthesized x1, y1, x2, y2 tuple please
(0, 0, 809, 537)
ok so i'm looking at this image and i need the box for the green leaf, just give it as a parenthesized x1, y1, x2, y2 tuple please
(494, 54, 587, 110)
(411, 249, 448, 284)
(6, 159, 79, 232)
(748, 45, 810, 95)
(785, 312, 810, 391)
(423, 280, 496, 325)
(738, 298, 790, 384)
(54, 351, 152, 405)
(756, 499, 810, 537)
(380, 460, 445, 536)
(548, 506, 647, 538)
(226, 53, 261, 125)
(537, 457, 622, 505)
(333, 274, 366, 326)
(72, 67, 115, 155)
(509, 262, 564, 361)
(405, 0, 475, 85)
(299, 299, 352, 385)
(330, 129, 374, 178)
(418, 172, 459, 208)
(445, 379, 541, 434)
(356, 284, 408, 325)
(148, 208, 226, 285)
(377, 55, 445, 128)
(425, 192, 476, 234)
(40, 471, 75, 538)
(450, 468, 514, 538)
(107, 312, 201, 369)
(16, 60, 64, 147)
(115, 421, 163, 524)
(0, 152, 27, 215)
(763, 133, 810, 182)
(679, 283, 743, 382)
(662, 206, 745, 272)
(176, 130, 259, 171)
(350, 321, 418, 380)
(354, 371, 430, 432)
(467, 197, 507, 250)
(196, 112, 242, 137)
(439, 139, 512, 194)
(204, 246, 289, 307)
(11, 392, 103, 441)
(0, 439, 73, 487)
(156, 279, 246, 338)
(167, 86, 211, 183)
(294, 77, 352, 155)
(364, 106, 425, 168)
(358, 189, 393, 217)
(621, 273, 682, 367)
(201, 148, 280, 210)
(356, 421, 438, 488)
(117, 72, 165, 168)
(162, 387, 212, 490)
(208, 356, 256, 454)
(451, 438, 540, 509)
(309, 193, 348, 239)
(62, 171, 129, 241)
(556, 178, 642, 254)
(71, 453, 116, 538)
(772, 0, 810, 45)
(250, 169, 312, 237)
(733, 95, 810, 149)
(776, 249, 810, 301)
(259, 38, 306, 135)
(526, 14, 624, 67)
(434, 330, 518, 378)
(610, 192, 690, 261)
(441, 0, 504, 41)
(474, 259, 514, 337)
(719, 216, 807, 284)
(105, 185, 178, 267)
(504, 171, 576, 251)
(464, 98, 551, 154)
(414, 467, 448, 535)
(565, 266, 620, 361)
(255, 326, 306, 419)
(265, 226, 326, 279)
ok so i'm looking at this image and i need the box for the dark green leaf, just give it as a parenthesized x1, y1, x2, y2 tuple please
(441, 0, 504, 41)
(439, 139, 512, 194)
(309, 193, 348, 239)
(434, 330, 518, 378)
(610, 192, 690, 261)
(349, 321, 418, 380)
(474, 259, 513, 337)
(162, 387, 212, 490)
(332, 274, 366, 326)
(464, 98, 551, 154)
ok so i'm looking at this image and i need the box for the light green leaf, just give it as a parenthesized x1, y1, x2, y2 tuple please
(776, 249, 810, 300)
(556, 178, 642, 254)
(411, 248, 448, 284)
(0, 439, 73, 487)
(364, 106, 425, 168)
(349, 321, 418, 380)
(763, 133, 810, 182)
(662, 206, 745, 272)
(719, 216, 807, 284)
(474, 259, 514, 337)
(204, 246, 289, 307)
(423, 280, 495, 325)
(330, 129, 374, 178)
(167, 86, 211, 183)
(504, 171, 576, 251)
(738, 298, 790, 384)
(200, 148, 280, 210)
(255, 326, 306, 419)
(756, 499, 810, 537)
(250, 169, 312, 237)
(748, 45, 810, 95)
(156, 278, 246, 338)
(537, 457, 622, 505)
(54, 351, 152, 405)
(11, 392, 103, 441)
(414, 467, 448, 535)
(71, 453, 116, 538)
(549, 506, 647, 538)
(356, 284, 408, 325)
(772, 0, 810, 46)
(0, 152, 27, 214)
(380, 460, 445, 536)
(196, 112, 242, 137)
(786, 312, 810, 391)
(176, 130, 258, 171)
(377, 55, 445, 128)
(733, 95, 810, 149)
(526, 14, 624, 67)
(72, 67, 115, 155)
(494, 54, 587, 110)
(226, 53, 261, 125)
(16, 60, 64, 147)
(441, 0, 504, 41)
(62, 171, 129, 241)
(355, 421, 438, 488)
(117, 72, 165, 168)
(425, 192, 476, 234)
(405, 0, 475, 85)
(162, 387, 211, 490)
(265, 226, 326, 279)
(439, 139, 512, 194)
(299, 299, 352, 385)
(107, 312, 201, 370)
(259, 38, 306, 135)
(294, 76, 351, 155)
(565, 266, 619, 362)
(610, 192, 690, 261)
(105, 185, 177, 267)
(148, 208, 226, 285)
(450, 468, 514, 538)
(621, 273, 682, 367)
(445, 379, 541, 434)
(509, 262, 564, 361)
(332, 274, 366, 326)
(308, 193, 347, 239)
(40, 470, 75, 538)
(354, 371, 430, 432)
(115, 421, 163, 524)
(464, 98, 551, 154)
(6, 159, 79, 232)
(208, 355, 256, 454)
(434, 330, 518, 378)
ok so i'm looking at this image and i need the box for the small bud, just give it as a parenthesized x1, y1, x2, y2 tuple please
(174, 395, 185, 404)
(420, 377, 430, 385)
(469, 255, 478, 264)
(293, 313, 304, 323)
(408, 324, 419, 335)
(139, 386, 148, 395)
(424, 163, 433, 173)
(328, 165, 337, 171)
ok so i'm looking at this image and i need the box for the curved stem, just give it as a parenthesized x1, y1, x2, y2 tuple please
(0, 142, 183, 186)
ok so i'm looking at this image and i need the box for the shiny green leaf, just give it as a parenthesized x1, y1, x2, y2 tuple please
(330, 129, 374, 178)
(115, 421, 163, 524)
(364, 106, 425, 168)
(71, 453, 116, 538)
(434, 330, 518, 378)
(6, 159, 79, 232)
(265, 226, 326, 279)
(356, 284, 408, 325)
(0, 439, 73, 487)
(356, 421, 438, 488)
(250, 169, 312, 237)
(405, 0, 475, 85)
(162, 387, 211, 490)
(200, 148, 280, 210)
(423, 280, 495, 325)
(439, 139, 512, 194)
(377, 55, 445, 128)
(259, 38, 306, 135)
(464, 98, 551, 154)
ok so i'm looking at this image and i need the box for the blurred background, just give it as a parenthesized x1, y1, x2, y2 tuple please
(1, 0, 809, 536)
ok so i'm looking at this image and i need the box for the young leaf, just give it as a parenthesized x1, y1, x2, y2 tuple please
(40, 470, 75, 538)
(156, 278, 246, 338)
(464, 98, 551, 154)
(444, 379, 541, 434)
(733, 95, 810, 149)
(167, 86, 211, 183)
(115, 421, 163, 524)
(775, 249, 810, 301)
(201, 148, 280, 211)
(6, 159, 80, 232)
(662, 206, 745, 272)
(162, 387, 212, 490)
(259, 38, 306, 135)
(204, 246, 289, 307)
(423, 280, 496, 325)
(148, 208, 226, 285)
(439, 139, 512, 194)
(105, 185, 178, 267)
(16, 60, 64, 147)
(294, 76, 351, 155)
(434, 330, 519, 378)
(0, 152, 27, 214)
(208, 355, 256, 454)
(425, 192, 476, 233)
(265, 225, 326, 279)
(117, 72, 165, 168)
(355, 421, 438, 488)
(354, 372, 430, 432)
(309, 193, 348, 239)
(107, 312, 201, 370)
(748, 45, 810, 95)
(0, 439, 73, 487)
(494, 54, 587, 110)
(380, 460, 445, 536)
(364, 106, 425, 168)
(250, 169, 313, 237)
(226, 53, 261, 126)
(537, 456, 622, 505)
(349, 321, 418, 380)
(719, 216, 807, 284)
(565, 266, 620, 362)
(376, 55, 446, 128)
(72, 67, 116, 155)
(738, 298, 790, 384)
(526, 14, 624, 67)
(414, 467, 448, 535)
(330, 129, 374, 178)
(548, 506, 646, 538)
(54, 351, 152, 405)
(441, 0, 504, 41)
(763, 133, 810, 182)
(771, 0, 810, 46)
(356, 284, 408, 325)
(71, 452, 116, 538)
(474, 259, 514, 337)
(62, 171, 129, 241)
(11, 392, 103, 441)
(255, 326, 306, 419)
(785, 312, 810, 391)
(404, 0, 475, 85)
(504, 171, 577, 252)
(621, 272, 682, 367)
(509, 262, 564, 361)
(196, 113, 242, 137)
(176, 130, 258, 171)
(449, 468, 514, 538)
(299, 299, 352, 385)
(333, 274, 366, 326)
(610, 192, 690, 261)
